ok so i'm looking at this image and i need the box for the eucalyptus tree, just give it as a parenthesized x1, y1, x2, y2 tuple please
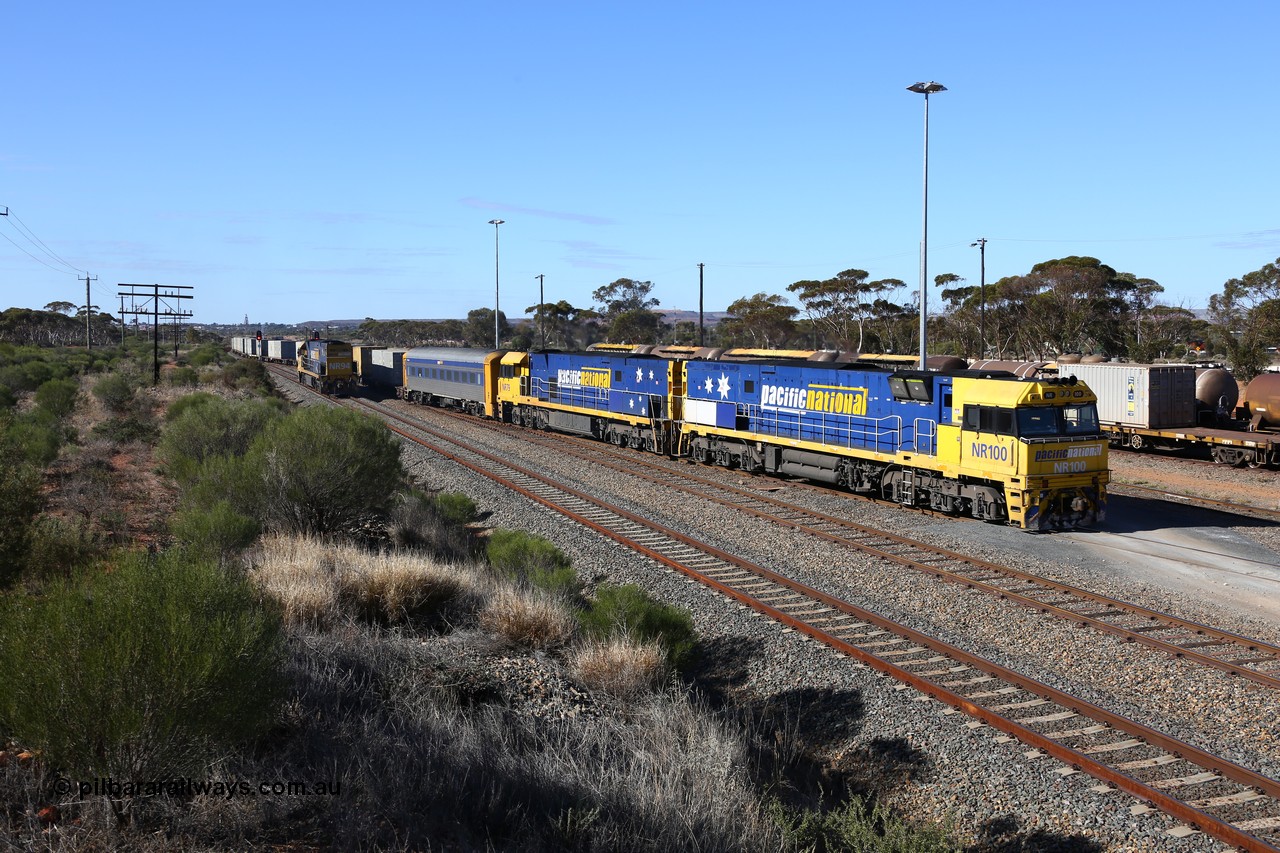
(719, 292, 798, 349)
(1208, 257, 1280, 379)
(785, 269, 901, 352)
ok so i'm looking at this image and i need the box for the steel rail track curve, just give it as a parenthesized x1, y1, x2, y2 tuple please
(388, 398, 1280, 691)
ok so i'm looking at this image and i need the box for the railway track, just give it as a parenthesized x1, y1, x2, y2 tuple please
(1110, 481, 1280, 522)
(337, 397, 1280, 852)
(373, 397, 1280, 693)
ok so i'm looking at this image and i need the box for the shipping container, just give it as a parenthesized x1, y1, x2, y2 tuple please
(367, 347, 407, 389)
(1059, 363, 1196, 429)
(266, 339, 297, 362)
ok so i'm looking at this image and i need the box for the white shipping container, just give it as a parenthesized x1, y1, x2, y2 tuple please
(1060, 363, 1197, 429)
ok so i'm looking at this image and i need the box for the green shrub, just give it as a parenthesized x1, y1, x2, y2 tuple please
(23, 515, 105, 580)
(579, 583, 696, 671)
(187, 344, 224, 368)
(433, 491, 478, 525)
(4, 409, 66, 466)
(167, 365, 200, 387)
(0, 552, 285, 782)
(386, 489, 477, 558)
(91, 372, 136, 414)
(34, 377, 80, 420)
(159, 396, 286, 482)
(245, 406, 404, 536)
(769, 795, 959, 852)
(486, 528, 580, 599)
(165, 390, 218, 422)
(91, 413, 159, 444)
(0, 463, 42, 586)
(220, 359, 271, 394)
(170, 500, 260, 563)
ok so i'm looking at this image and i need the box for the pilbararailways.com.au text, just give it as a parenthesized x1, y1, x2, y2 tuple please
(55, 776, 341, 799)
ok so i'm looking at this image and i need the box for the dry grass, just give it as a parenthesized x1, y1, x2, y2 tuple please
(479, 586, 577, 649)
(569, 636, 665, 696)
(249, 533, 481, 627)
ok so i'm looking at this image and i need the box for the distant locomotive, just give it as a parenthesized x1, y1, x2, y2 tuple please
(297, 338, 355, 396)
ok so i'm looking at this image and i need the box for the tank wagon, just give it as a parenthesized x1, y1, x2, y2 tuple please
(297, 338, 355, 396)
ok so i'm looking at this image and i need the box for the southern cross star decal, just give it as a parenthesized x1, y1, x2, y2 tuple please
(635, 367, 643, 383)
(717, 374, 731, 399)
(704, 376, 713, 394)
(628, 397, 636, 410)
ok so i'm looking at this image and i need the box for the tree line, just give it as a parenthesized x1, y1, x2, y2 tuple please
(353, 256, 1280, 379)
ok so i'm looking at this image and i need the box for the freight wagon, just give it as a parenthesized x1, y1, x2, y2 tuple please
(1059, 363, 1280, 467)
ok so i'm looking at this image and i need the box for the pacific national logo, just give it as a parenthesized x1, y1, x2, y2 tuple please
(557, 367, 610, 389)
(1033, 446, 1102, 462)
(762, 383, 867, 416)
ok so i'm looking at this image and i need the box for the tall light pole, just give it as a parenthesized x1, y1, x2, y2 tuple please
(970, 237, 986, 359)
(535, 273, 545, 349)
(697, 262, 705, 347)
(907, 81, 945, 371)
(488, 219, 504, 349)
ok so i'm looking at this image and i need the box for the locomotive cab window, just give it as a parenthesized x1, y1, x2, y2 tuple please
(963, 405, 1015, 435)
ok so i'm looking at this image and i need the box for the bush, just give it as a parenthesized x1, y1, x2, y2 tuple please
(167, 366, 200, 387)
(220, 359, 271, 394)
(486, 529, 580, 599)
(434, 491, 478, 525)
(479, 586, 577, 649)
(0, 463, 42, 586)
(579, 584, 697, 671)
(159, 395, 286, 483)
(170, 500, 260, 564)
(0, 552, 285, 782)
(91, 372, 136, 414)
(569, 637, 665, 696)
(4, 409, 66, 466)
(91, 413, 159, 444)
(769, 795, 959, 853)
(164, 390, 217, 422)
(246, 406, 404, 536)
(249, 534, 481, 628)
(34, 377, 80, 420)
(388, 489, 477, 559)
(23, 515, 105, 581)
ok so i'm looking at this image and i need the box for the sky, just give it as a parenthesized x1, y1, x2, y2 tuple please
(3, 1, 1278, 326)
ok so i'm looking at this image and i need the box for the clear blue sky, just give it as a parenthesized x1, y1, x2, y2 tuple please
(4, 1, 1278, 326)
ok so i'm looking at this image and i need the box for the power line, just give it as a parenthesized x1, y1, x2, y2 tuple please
(5, 210, 85, 273)
(0, 206, 88, 276)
